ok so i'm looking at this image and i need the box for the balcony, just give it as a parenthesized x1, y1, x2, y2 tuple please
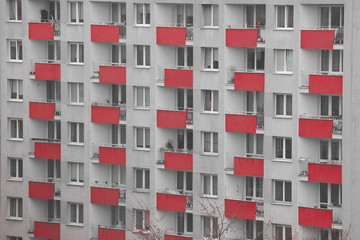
(156, 25, 193, 45)
(298, 206, 342, 228)
(301, 28, 343, 49)
(156, 192, 193, 212)
(158, 66, 193, 88)
(299, 116, 342, 139)
(33, 220, 60, 240)
(91, 23, 125, 43)
(28, 21, 60, 40)
(98, 226, 126, 240)
(164, 233, 193, 240)
(30, 60, 61, 81)
(92, 143, 126, 165)
(300, 72, 343, 95)
(94, 63, 127, 84)
(91, 103, 126, 124)
(31, 139, 61, 160)
(234, 156, 264, 177)
(91, 186, 123, 206)
(157, 108, 193, 129)
(225, 199, 264, 220)
(308, 163, 342, 184)
(226, 27, 265, 47)
(225, 113, 264, 133)
(29, 101, 56, 120)
(29, 180, 55, 200)
(158, 150, 193, 171)
(226, 68, 265, 91)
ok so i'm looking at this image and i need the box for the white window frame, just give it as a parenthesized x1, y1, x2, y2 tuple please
(9, 40, 22, 62)
(320, 95, 342, 117)
(47, 120, 61, 141)
(134, 86, 150, 108)
(246, 176, 263, 200)
(202, 4, 219, 28)
(320, 229, 342, 240)
(47, 81, 61, 102)
(320, 50, 343, 74)
(176, 129, 193, 151)
(135, 3, 150, 26)
(276, 5, 294, 30)
(245, 5, 266, 28)
(320, 6, 344, 29)
(47, 159, 61, 180)
(246, 91, 264, 114)
(246, 48, 265, 72)
(68, 2, 83, 24)
(176, 171, 193, 192)
(68, 202, 83, 225)
(69, 122, 84, 144)
(320, 139, 342, 161)
(7, 236, 22, 240)
(111, 165, 126, 186)
(9, 118, 23, 140)
(176, 4, 193, 27)
(319, 183, 342, 207)
(177, 212, 193, 235)
(111, 44, 126, 65)
(246, 133, 264, 157)
(273, 180, 292, 203)
(69, 42, 84, 64)
(8, 197, 22, 220)
(135, 168, 150, 190)
(8, 0, 22, 21)
(202, 90, 218, 113)
(275, 94, 292, 117)
(202, 174, 218, 197)
(48, 41, 61, 62)
(135, 45, 150, 67)
(69, 82, 84, 104)
(134, 127, 150, 150)
(111, 124, 126, 146)
(177, 46, 193, 67)
(274, 137, 292, 160)
(9, 158, 22, 180)
(47, 199, 61, 220)
(202, 132, 218, 154)
(68, 162, 84, 185)
(274, 224, 292, 240)
(203, 47, 219, 70)
(9, 79, 23, 101)
(134, 209, 150, 231)
(111, 2, 126, 24)
(111, 205, 126, 227)
(275, 49, 293, 73)
(202, 216, 218, 238)
(246, 220, 264, 240)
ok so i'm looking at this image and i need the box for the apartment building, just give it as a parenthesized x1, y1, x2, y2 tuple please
(0, 0, 358, 239)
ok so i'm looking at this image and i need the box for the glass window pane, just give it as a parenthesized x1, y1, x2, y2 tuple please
(79, 84, 84, 103)
(256, 5, 266, 26)
(145, 88, 150, 106)
(332, 50, 341, 72)
(321, 50, 330, 72)
(320, 140, 329, 160)
(285, 182, 292, 202)
(213, 91, 218, 112)
(275, 181, 283, 201)
(145, 4, 150, 24)
(256, 177, 263, 198)
(203, 5, 211, 26)
(276, 95, 284, 115)
(332, 96, 340, 116)
(136, 87, 143, 107)
(275, 138, 283, 158)
(186, 172, 193, 191)
(136, 46, 144, 66)
(204, 132, 211, 152)
(331, 184, 340, 205)
(203, 175, 210, 194)
(79, 123, 84, 143)
(136, 4, 143, 24)
(18, 160, 23, 178)
(79, 163, 84, 182)
(212, 175, 218, 195)
(277, 50, 285, 72)
(331, 141, 340, 160)
(287, 6, 294, 28)
(286, 50, 293, 72)
(275, 226, 283, 240)
(285, 138, 292, 159)
(321, 96, 329, 116)
(246, 220, 254, 239)
(177, 47, 185, 66)
(136, 170, 143, 188)
(321, 7, 330, 28)
(145, 170, 150, 189)
(10, 159, 16, 177)
(177, 213, 185, 233)
(145, 46, 150, 66)
(246, 6, 255, 28)
(204, 90, 211, 111)
(79, 204, 83, 223)
(177, 171, 184, 190)
(136, 128, 143, 148)
(331, 7, 341, 28)
(320, 183, 328, 204)
(285, 227, 292, 240)
(256, 48, 264, 71)
(247, 48, 255, 70)
(246, 176, 254, 197)
(286, 95, 292, 116)
(277, 6, 285, 28)
(204, 48, 211, 69)
(256, 134, 264, 155)
(145, 128, 150, 148)
(213, 5, 219, 26)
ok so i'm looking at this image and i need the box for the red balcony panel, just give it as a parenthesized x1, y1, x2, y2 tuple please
(35, 63, 61, 81)
(99, 66, 126, 84)
(34, 142, 61, 160)
(99, 228, 125, 240)
(29, 181, 54, 200)
(226, 29, 258, 47)
(299, 119, 333, 139)
(164, 235, 192, 240)
(301, 30, 335, 49)
(91, 106, 120, 124)
(91, 187, 120, 206)
(225, 199, 256, 220)
(29, 22, 54, 40)
(164, 69, 193, 88)
(234, 73, 265, 91)
(226, 114, 256, 133)
(309, 75, 343, 95)
(157, 110, 187, 129)
(34, 221, 60, 240)
(156, 27, 186, 45)
(164, 152, 193, 171)
(91, 25, 120, 43)
(29, 102, 55, 120)
(298, 207, 332, 228)
(157, 193, 186, 212)
(99, 147, 126, 165)
(308, 163, 342, 184)
(234, 157, 264, 177)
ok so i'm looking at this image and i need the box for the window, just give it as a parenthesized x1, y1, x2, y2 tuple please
(69, 203, 83, 224)
(47, 81, 61, 102)
(274, 180, 292, 203)
(202, 216, 218, 238)
(320, 183, 342, 207)
(274, 137, 292, 160)
(111, 44, 126, 64)
(9, 40, 22, 61)
(69, 83, 84, 104)
(111, 165, 126, 186)
(177, 88, 193, 110)
(246, 220, 263, 240)
(203, 48, 219, 70)
(48, 200, 60, 220)
(275, 49, 293, 73)
(69, 122, 84, 144)
(48, 41, 61, 61)
(202, 90, 218, 112)
(111, 84, 126, 105)
(320, 229, 342, 240)
(246, 177, 263, 200)
(177, 171, 193, 192)
(8, 197, 22, 219)
(321, 50, 343, 73)
(247, 48, 265, 71)
(246, 91, 264, 114)
(69, 2, 83, 23)
(276, 5, 293, 29)
(320, 95, 341, 117)
(111, 2, 126, 24)
(69, 42, 84, 64)
(135, 209, 150, 231)
(69, 162, 84, 184)
(135, 169, 150, 190)
(203, 5, 219, 27)
(274, 224, 292, 240)
(202, 132, 218, 154)
(246, 5, 266, 28)
(48, 159, 61, 180)
(135, 127, 150, 149)
(111, 206, 126, 227)
(49, 0, 61, 20)
(134, 86, 150, 108)
(135, 45, 150, 67)
(246, 134, 264, 157)
(320, 140, 341, 161)
(8, 237, 22, 240)
(8, 0, 22, 21)
(135, 3, 150, 25)
(111, 124, 126, 145)
(320, 6, 344, 29)
(9, 79, 23, 101)
(176, 4, 193, 27)
(177, 130, 193, 151)
(9, 158, 22, 180)
(9, 119, 23, 140)
(177, 212, 193, 234)
(275, 94, 292, 116)
(47, 120, 61, 141)
(177, 47, 193, 67)
(202, 174, 218, 196)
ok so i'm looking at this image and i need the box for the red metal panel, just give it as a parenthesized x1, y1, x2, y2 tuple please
(164, 152, 193, 171)
(298, 207, 332, 228)
(156, 27, 186, 45)
(164, 69, 193, 88)
(99, 147, 126, 165)
(35, 63, 61, 81)
(99, 228, 126, 240)
(225, 114, 257, 133)
(226, 29, 258, 47)
(91, 187, 120, 206)
(91, 106, 120, 124)
(301, 30, 335, 49)
(164, 235, 192, 240)
(308, 163, 342, 184)
(299, 119, 333, 139)
(29, 22, 54, 40)
(34, 142, 61, 160)
(234, 73, 265, 91)
(34, 221, 60, 240)
(234, 157, 264, 177)
(156, 193, 186, 212)
(99, 66, 126, 84)
(225, 199, 256, 220)
(29, 102, 55, 120)
(91, 25, 120, 43)
(29, 181, 54, 200)
(157, 110, 187, 129)
(309, 75, 343, 95)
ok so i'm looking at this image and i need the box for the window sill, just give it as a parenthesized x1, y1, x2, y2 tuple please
(201, 153, 219, 157)
(67, 143, 85, 147)
(274, 28, 294, 31)
(8, 99, 23, 103)
(201, 68, 219, 72)
(133, 189, 151, 194)
(68, 103, 84, 106)
(133, 66, 151, 69)
(272, 159, 292, 163)
(6, 20, 23, 23)
(7, 60, 23, 63)
(134, 107, 151, 111)
(68, 63, 85, 66)
(7, 217, 23, 221)
(272, 116, 293, 119)
(201, 26, 219, 30)
(7, 139, 23, 142)
(200, 194, 218, 199)
(7, 178, 23, 182)
(67, 182, 84, 187)
(67, 223, 84, 227)
(273, 72, 293, 75)
(201, 111, 219, 115)
(67, 23, 84, 26)
(271, 202, 292, 207)
(133, 148, 151, 152)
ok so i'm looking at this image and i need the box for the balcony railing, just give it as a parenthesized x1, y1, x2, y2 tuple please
(300, 71, 343, 90)
(92, 102, 126, 121)
(29, 59, 61, 76)
(226, 25, 265, 43)
(157, 189, 193, 211)
(226, 66, 265, 85)
(30, 178, 61, 197)
(157, 107, 193, 125)
(226, 111, 264, 130)
(299, 157, 342, 165)
(301, 27, 344, 44)
(92, 21, 126, 39)
(91, 183, 126, 203)
(299, 114, 342, 135)
(30, 19, 60, 36)
(28, 217, 60, 233)
(157, 65, 193, 83)
(91, 143, 126, 160)
(157, 24, 193, 41)
(30, 98, 61, 116)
